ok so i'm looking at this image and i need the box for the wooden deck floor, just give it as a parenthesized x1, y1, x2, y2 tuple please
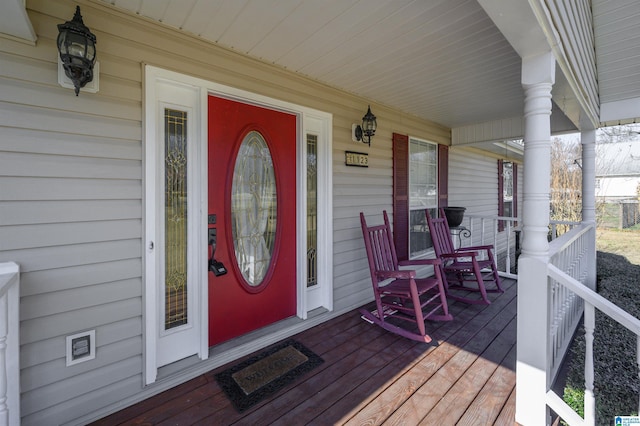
(92, 279, 517, 425)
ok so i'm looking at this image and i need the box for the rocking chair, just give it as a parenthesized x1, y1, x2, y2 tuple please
(359, 211, 452, 343)
(425, 208, 503, 305)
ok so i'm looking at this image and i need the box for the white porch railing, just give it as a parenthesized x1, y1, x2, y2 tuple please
(546, 259, 640, 425)
(547, 224, 595, 381)
(0, 262, 20, 426)
(465, 216, 615, 424)
(522, 222, 640, 426)
(549, 220, 581, 240)
(462, 214, 520, 279)
(461, 214, 579, 281)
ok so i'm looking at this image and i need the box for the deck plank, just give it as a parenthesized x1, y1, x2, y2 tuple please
(494, 387, 517, 425)
(385, 299, 517, 425)
(90, 279, 518, 426)
(418, 319, 517, 424)
(160, 317, 387, 425)
(256, 333, 408, 425)
(274, 299, 482, 425)
(309, 298, 477, 425)
(343, 281, 517, 425)
(89, 375, 212, 425)
(456, 344, 517, 425)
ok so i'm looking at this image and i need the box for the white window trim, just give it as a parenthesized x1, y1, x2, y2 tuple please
(408, 136, 438, 259)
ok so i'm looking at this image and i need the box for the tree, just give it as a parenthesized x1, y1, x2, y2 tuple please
(549, 124, 640, 229)
(597, 124, 640, 145)
(550, 135, 582, 225)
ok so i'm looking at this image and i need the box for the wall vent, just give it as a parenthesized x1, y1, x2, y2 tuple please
(66, 330, 96, 366)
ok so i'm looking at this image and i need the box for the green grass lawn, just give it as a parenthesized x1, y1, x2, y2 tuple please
(596, 226, 640, 265)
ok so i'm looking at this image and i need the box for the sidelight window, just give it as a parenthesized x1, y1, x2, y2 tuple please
(164, 108, 188, 330)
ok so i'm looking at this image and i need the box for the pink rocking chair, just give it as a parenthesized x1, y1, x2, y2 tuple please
(360, 211, 452, 343)
(425, 208, 503, 305)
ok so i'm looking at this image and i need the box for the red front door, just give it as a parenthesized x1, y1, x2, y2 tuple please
(207, 95, 297, 346)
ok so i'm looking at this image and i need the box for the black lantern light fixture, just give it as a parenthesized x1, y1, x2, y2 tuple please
(354, 105, 377, 146)
(57, 6, 97, 96)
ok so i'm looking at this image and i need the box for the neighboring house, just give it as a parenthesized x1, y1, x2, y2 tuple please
(596, 142, 640, 201)
(0, 1, 639, 425)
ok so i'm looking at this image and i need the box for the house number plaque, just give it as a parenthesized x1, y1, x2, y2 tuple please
(345, 151, 369, 167)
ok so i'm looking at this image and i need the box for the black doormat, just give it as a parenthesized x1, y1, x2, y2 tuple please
(214, 339, 324, 412)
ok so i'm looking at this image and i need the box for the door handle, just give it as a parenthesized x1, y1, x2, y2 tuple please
(208, 228, 227, 276)
(208, 228, 217, 254)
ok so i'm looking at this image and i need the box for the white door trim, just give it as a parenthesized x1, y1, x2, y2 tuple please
(144, 67, 209, 384)
(144, 65, 332, 384)
(301, 115, 333, 315)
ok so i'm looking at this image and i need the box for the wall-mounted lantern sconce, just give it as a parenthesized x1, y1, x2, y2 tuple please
(352, 105, 377, 146)
(57, 6, 97, 96)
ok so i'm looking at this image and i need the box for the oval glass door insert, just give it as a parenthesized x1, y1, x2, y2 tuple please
(231, 131, 277, 287)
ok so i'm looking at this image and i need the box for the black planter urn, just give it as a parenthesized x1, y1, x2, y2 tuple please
(443, 207, 466, 227)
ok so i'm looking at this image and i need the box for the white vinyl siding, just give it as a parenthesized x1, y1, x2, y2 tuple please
(545, 0, 599, 117)
(448, 147, 499, 215)
(0, 2, 141, 423)
(0, 0, 468, 424)
(448, 146, 523, 268)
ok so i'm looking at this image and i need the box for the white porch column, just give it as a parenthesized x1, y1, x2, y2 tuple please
(581, 129, 597, 291)
(516, 51, 555, 426)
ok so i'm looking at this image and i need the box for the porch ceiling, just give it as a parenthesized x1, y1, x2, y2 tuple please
(4, 0, 639, 131)
(95, 0, 525, 130)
